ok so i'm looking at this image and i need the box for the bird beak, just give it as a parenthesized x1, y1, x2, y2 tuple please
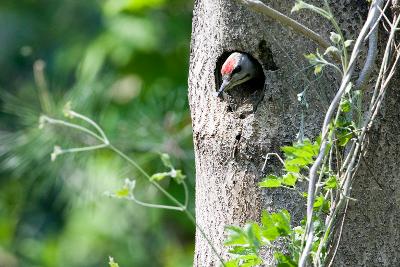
(214, 79, 230, 97)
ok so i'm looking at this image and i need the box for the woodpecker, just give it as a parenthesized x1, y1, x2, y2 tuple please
(214, 52, 258, 97)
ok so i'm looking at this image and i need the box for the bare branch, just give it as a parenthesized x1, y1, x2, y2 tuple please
(240, 0, 341, 62)
(355, 1, 384, 90)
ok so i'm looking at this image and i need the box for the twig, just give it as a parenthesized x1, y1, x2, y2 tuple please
(261, 152, 284, 172)
(33, 60, 54, 114)
(326, 199, 349, 267)
(40, 115, 104, 142)
(69, 110, 110, 144)
(355, 0, 384, 91)
(365, 0, 391, 40)
(240, 0, 341, 62)
(125, 194, 186, 211)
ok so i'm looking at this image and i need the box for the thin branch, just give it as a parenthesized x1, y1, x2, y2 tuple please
(53, 144, 109, 159)
(262, 152, 285, 172)
(240, 0, 341, 62)
(125, 194, 186, 211)
(356, 0, 384, 91)
(69, 110, 110, 144)
(33, 60, 54, 113)
(40, 115, 104, 142)
(326, 199, 349, 267)
(323, 0, 349, 70)
(365, 0, 391, 40)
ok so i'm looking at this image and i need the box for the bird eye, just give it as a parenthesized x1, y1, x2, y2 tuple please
(232, 65, 241, 74)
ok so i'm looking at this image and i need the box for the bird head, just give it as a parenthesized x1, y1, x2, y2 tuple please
(215, 52, 257, 97)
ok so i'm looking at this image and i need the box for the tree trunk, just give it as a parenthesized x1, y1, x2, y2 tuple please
(188, 0, 400, 266)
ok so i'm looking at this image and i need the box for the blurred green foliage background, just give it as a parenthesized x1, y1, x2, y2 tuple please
(0, 0, 195, 266)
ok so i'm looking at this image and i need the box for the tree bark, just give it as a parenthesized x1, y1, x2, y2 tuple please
(188, 0, 400, 266)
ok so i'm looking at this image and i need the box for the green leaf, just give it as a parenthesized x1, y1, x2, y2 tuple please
(104, 0, 165, 14)
(274, 252, 297, 267)
(344, 39, 353, 47)
(284, 139, 318, 159)
(281, 146, 296, 154)
(304, 53, 318, 65)
(292, 148, 315, 160)
(170, 169, 186, 184)
(245, 223, 263, 249)
(284, 163, 300, 173)
(224, 226, 248, 246)
(335, 116, 355, 147)
(271, 210, 291, 236)
(322, 200, 331, 213)
(115, 187, 130, 198)
(313, 195, 324, 209)
(338, 133, 352, 146)
(261, 211, 280, 241)
(284, 159, 308, 172)
(314, 64, 324, 74)
(312, 216, 324, 232)
(261, 210, 291, 241)
(313, 196, 330, 213)
(260, 210, 271, 227)
(330, 32, 341, 44)
(150, 172, 169, 182)
(293, 225, 305, 243)
(286, 157, 310, 166)
(291, 1, 307, 12)
(109, 257, 120, 267)
(228, 246, 254, 256)
(225, 255, 263, 267)
(259, 175, 282, 188)
(325, 176, 338, 189)
(113, 179, 136, 198)
(340, 99, 351, 113)
(282, 173, 297, 187)
(291, 1, 332, 19)
(225, 223, 266, 259)
(225, 259, 239, 267)
(324, 46, 339, 55)
(281, 139, 320, 173)
(238, 254, 263, 267)
(160, 153, 173, 168)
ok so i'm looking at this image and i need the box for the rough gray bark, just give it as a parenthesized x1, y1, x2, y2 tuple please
(188, 0, 400, 266)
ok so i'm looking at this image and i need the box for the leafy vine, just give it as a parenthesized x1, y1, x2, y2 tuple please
(225, 0, 399, 266)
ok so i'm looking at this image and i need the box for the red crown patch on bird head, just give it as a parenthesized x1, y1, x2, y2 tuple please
(221, 54, 239, 76)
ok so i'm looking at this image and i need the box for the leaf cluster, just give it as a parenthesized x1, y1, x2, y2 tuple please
(224, 210, 293, 267)
(259, 138, 319, 189)
(150, 153, 186, 184)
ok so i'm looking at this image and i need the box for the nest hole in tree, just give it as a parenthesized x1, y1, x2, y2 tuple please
(214, 41, 278, 113)
(215, 51, 265, 97)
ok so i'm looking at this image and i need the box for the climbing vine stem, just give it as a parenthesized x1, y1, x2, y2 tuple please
(225, 1, 400, 266)
(40, 107, 227, 267)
